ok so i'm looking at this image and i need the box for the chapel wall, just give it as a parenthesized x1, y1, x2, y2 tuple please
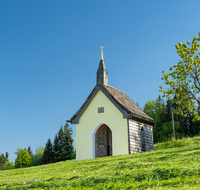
(128, 119, 154, 154)
(76, 90, 128, 160)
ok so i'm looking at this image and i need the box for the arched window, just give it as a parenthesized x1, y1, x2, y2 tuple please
(98, 129, 104, 146)
(141, 127, 145, 152)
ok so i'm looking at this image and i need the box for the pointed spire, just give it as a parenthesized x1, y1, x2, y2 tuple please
(100, 46, 104, 60)
(97, 46, 108, 85)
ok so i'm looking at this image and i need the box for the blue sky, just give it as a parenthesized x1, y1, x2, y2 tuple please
(1, 0, 200, 162)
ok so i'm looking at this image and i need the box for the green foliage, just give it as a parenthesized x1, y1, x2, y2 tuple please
(161, 121, 180, 138)
(42, 138, 53, 164)
(2, 161, 15, 170)
(53, 122, 74, 163)
(143, 95, 200, 142)
(63, 122, 74, 160)
(15, 148, 31, 168)
(143, 96, 168, 142)
(1, 137, 200, 189)
(27, 146, 33, 157)
(5, 152, 9, 159)
(0, 152, 14, 170)
(160, 31, 200, 121)
(155, 120, 180, 143)
(31, 146, 44, 166)
(53, 134, 60, 162)
(57, 125, 65, 162)
(71, 149, 76, 159)
(0, 153, 8, 170)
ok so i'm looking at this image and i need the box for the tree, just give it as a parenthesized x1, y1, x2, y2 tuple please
(143, 96, 166, 142)
(63, 122, 74, 160)
(15, 148, 31, 168)
(161, 121, 181, 140)
(165, 100, 172, 122)
(0, 153, 8, 169)
(2, 161, 15, 170)
(27, 146, 33, 157)
(42, 138, 53, 164)
(5, 152, 9, 159)
(53, 134, 60, 162)
(31, 146, 44, 166)
(57, 125, 65, 161)
(52, 123, 74, 162)
(143, 99, 157, 120)
(160, 31, 200, 121)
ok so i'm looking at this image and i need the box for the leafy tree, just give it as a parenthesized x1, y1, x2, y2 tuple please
(5, 152, 9, 159)
(15, 148, 31, 168)
(42, 138, 53, 164)
(2, 161, 15, 170)
(160, 31, 200, 121)
(143, 96, 165, 124)
(143, 100, 157, 120)
(161, 121, 181, 140)
(31, 146, 44, 166)
(63, 122, 74, 160)
(0, 153, 8, 169)
(143, 96, 166, 142)
(27, 146, 33, 157)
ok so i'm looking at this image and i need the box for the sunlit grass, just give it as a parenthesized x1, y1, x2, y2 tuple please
(1, 137, 200, 189)
(154, 135, 200, 150)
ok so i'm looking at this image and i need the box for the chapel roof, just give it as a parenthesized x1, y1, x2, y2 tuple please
(104, 85, 154, 121)
(70, 83, 155, 124)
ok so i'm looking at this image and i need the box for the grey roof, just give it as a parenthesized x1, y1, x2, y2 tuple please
(96, 59, 108, 74)
(104, 85, 154, 121)
(70, 83, 155, 124)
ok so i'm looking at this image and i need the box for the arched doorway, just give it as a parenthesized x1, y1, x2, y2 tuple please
(95, 124, 112, 158)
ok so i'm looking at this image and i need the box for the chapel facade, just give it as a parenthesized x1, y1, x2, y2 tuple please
(70, 47, 155, 160)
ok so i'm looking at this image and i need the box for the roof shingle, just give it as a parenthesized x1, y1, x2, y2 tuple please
(104, 85, 154, 121)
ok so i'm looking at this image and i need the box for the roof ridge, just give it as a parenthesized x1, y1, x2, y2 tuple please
(104, 85, 126, 94)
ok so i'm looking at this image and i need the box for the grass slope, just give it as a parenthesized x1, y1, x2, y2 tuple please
(1, 137, 200, 189)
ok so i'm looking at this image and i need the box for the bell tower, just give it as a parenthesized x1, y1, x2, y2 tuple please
(96, 46, 108, 85)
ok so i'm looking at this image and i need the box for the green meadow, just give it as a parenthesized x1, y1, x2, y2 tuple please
(1, 136, 200, 190)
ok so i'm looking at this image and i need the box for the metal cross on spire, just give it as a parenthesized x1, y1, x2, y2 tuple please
(100, 46, 104, 60)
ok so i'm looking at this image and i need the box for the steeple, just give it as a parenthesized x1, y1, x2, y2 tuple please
(97, 46, 108, 85)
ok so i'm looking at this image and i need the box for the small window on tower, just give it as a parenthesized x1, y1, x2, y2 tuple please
(98, 129, 104, 146)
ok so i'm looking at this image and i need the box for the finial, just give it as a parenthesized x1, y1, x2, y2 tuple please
(100, 46, 104, 60)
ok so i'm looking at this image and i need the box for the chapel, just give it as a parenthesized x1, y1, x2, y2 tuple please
(70, 47, 155, 160)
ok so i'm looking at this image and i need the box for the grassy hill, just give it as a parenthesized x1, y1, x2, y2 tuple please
(1, 136, 200, 189)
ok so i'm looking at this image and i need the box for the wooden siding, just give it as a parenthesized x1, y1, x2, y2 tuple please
(128, 119, 154, 154)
